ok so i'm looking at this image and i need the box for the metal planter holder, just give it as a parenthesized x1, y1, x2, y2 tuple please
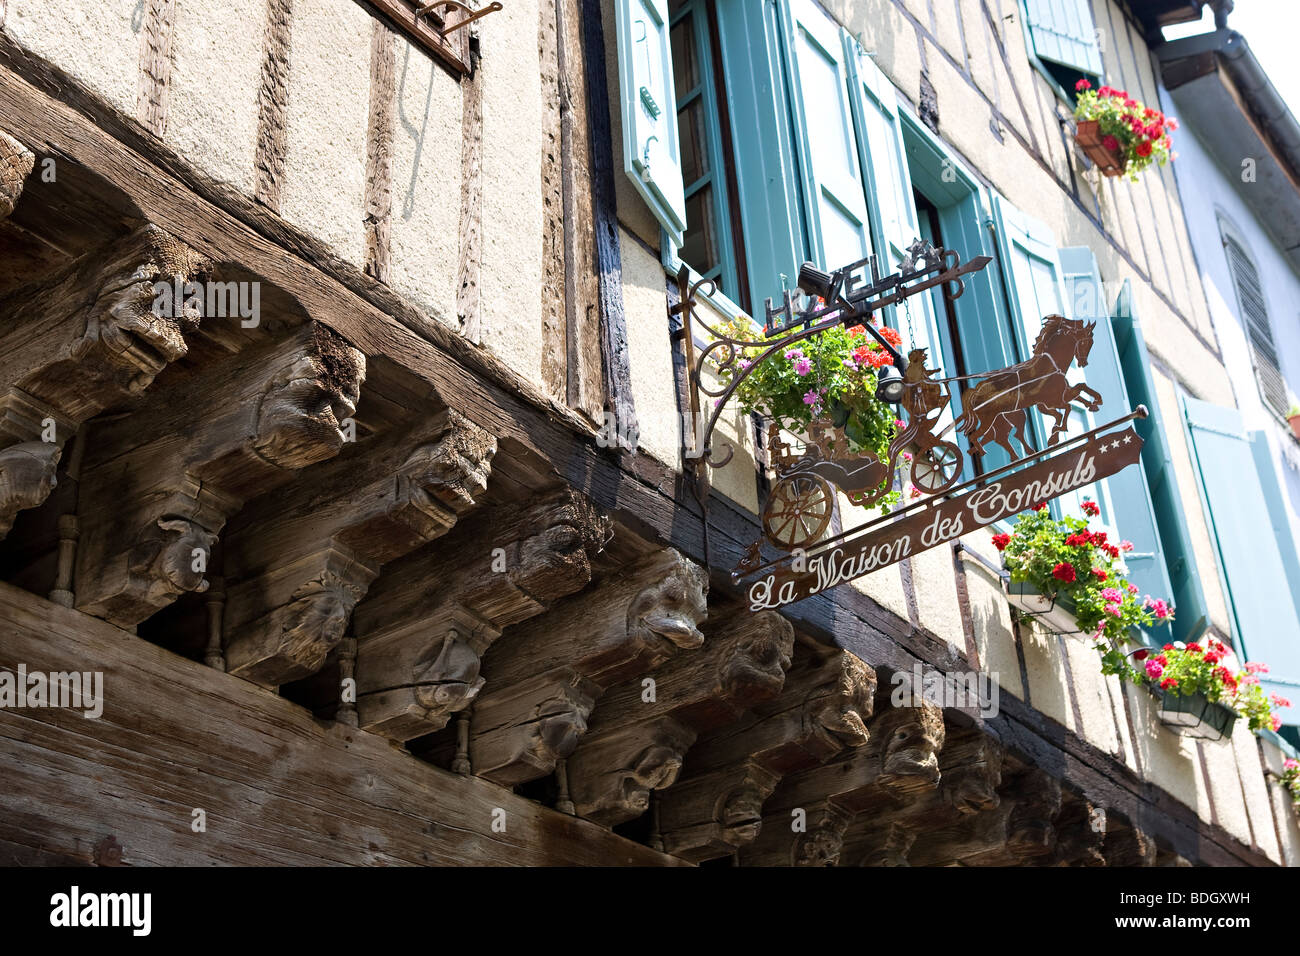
(1155, 689, 1238, 743)
(1004, 578, 1089, 640)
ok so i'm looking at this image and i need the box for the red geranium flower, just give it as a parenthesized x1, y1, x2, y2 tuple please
(1082, 499, 1100, 516)
(1160, 678, 1179, 690)
(1091, 568, 1107, 581)
(1136, 140, 1153, 158)
(879, 325, 903, 347)
(1102, 135, 1120, 152)
(1076, 78, 1092, 92)
(1052, 562, 1076, 583)
(992, 532, 1012, 551)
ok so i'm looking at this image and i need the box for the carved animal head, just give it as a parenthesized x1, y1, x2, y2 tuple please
(269, 578, 363, 679)
(413, 630, 486, 713)
(128, 517, 218, 604)
(403, 413, 497, 515)
(721, 612, 794, 702)
(942, 735, 1004, 815)
(254, 329, 365, 470)
(627, 552, 708, 652)
(873, 694, 945, 796)
(793, 814, 848, 867)
(1006, 769, 1063, 857)
(0, 442, 61, 536)
(526, 691, 592, 764)
(717, 784, 768, 847)
(509, 493, 610, 598)
(804, 655, 876, 752)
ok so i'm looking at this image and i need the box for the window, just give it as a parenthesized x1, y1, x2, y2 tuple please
(1020, 0, 1103, 102)
(1221, 225, 1291, 420)
(669, 0, 746, 302)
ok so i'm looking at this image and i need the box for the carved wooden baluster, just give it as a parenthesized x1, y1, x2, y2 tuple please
(204, 576, 227, 672)
(47, 431, 87, 608)
(468, 548, 708, 789)
(0, 225, 209, 539)
(451, 710, 471, 775)
(554, 758, 575, 815)
(336, 637, 358, 727)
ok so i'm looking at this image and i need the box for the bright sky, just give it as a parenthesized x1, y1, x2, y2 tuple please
(1162, 1, 1300, 111)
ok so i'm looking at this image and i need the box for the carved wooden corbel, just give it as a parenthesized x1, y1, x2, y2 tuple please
(74, 322, 364, 627)
(0, 225, 210, 538)
(564, 715, 698, 826)
(1049, 793, 1107, 867)
(219, 409, 497, 686)
(0, 131, 34, 219)
(1103, 815, 1157, 867)
(739, 679, 944, 866)
(467, 548, 708, 787)
(948, 766, 1062, 866)
(653, 649, 875, 862)
(848, 726, 1004, 866)
(561, 611, 794, 830)
(351, 489, 611, 741)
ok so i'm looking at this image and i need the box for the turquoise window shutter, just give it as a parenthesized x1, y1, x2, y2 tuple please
(1249, 431, 1300, 609)
(1184, 396, 1300, 726)
(844, 37, 945, 374)
(1112, 280, 1209, 643)
(1059, 247, 1174, 643)
(615, 0, 687, 244)
(1022, 0, 1103, 77)
(780, 0, 873, 272)
(715, 0, 807, 312)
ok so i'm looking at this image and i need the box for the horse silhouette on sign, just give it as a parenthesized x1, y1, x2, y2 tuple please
(958, 314, 1101, 459)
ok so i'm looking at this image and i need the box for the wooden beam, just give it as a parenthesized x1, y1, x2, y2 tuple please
(0, 581, 683, 866)
(579, 0, 634, 436)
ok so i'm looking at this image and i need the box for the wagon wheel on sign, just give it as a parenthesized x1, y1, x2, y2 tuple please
(763, 474, 835, 551)
(910, 440, 962, 495)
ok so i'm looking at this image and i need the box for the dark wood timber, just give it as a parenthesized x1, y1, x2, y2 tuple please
(364, 19, 396, 283)
(0, 581, 682, 866)
(580, 0, 635, 442)
(136, 0, 177, 138)
(254, 0, 293, 211)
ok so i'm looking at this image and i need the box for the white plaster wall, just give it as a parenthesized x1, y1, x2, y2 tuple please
(168, 0, 265, 197)
(388, 37, 461, 325)
(1161, 93, 1300, 562)
(5, 0, 139, 119)
(477, 0, 545, 384)
(622, 233, 681, 467)
(279, 0, 370, 268)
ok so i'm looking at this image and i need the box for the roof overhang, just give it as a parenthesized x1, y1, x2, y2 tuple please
(1157, 29, 1300, 272)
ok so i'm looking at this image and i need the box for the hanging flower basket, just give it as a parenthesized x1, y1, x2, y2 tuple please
(1072, 81, 1176, 182)
(1004, 577, 1089, 639)
(1155, 687, 1238, 742)
(1074, 120, 1126, 177)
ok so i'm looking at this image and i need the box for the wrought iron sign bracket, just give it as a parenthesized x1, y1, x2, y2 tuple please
(671, 239, 991, 479)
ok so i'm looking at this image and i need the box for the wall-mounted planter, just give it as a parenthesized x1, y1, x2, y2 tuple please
(1156, 689, 1237, 742)
(1005, 579, 1089, 639)
(1074, 121, 1126, 178)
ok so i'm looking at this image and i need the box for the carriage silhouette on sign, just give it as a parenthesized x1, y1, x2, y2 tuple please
(759, 315, 1101, 550)
(670, 240, 1111, 559)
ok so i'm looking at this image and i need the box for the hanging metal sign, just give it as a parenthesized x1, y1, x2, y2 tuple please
(743, 414, 1144, 611)
(673, 240, 1154, 611)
